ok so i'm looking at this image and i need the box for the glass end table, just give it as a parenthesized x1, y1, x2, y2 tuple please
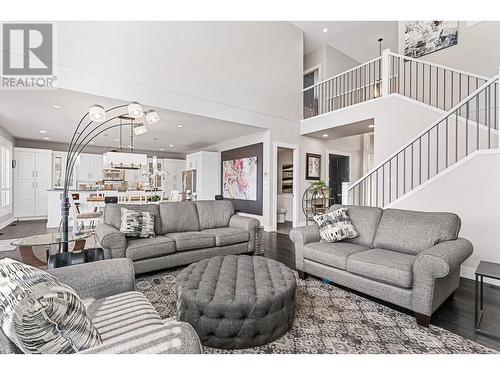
(10, 232, 102, 269)
(475, 261, 500, 340)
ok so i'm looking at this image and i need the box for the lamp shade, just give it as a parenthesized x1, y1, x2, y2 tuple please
(133, 123, 148, 136)
(145, 110, 160, 125)
(128, 102, 144, 118)
(88, 104, 106, 122)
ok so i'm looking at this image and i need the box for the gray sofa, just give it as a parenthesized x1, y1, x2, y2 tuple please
(0, 259, 202, 354)
(94, 200, 260, 274)
(289, 205, 473, 326)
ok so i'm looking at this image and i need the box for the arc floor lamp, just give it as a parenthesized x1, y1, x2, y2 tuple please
(60, 102, 160, 258)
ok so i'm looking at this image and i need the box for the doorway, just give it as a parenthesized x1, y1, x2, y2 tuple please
(303, 66, 320, 119)
(272, 143, 299, 235)
(328, 153, 350, 205)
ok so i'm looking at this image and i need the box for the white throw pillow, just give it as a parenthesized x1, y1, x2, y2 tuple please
(313, 208, 358, 243)
(120, 207, 156, 238)
(0, 258, 102, 354)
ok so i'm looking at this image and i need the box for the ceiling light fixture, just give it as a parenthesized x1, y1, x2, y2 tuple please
(160, 148, 164, 151)
(89, 104, 106, 122)
(52, 104, 62, 109)
(114, 138, 119, 142)
(43, 137, 50, 140)
(169, 144, 174, 147)
(145, 110, 160, 125)
(39, 130, 47, 134)
(322, 134, 329, 137)
(133, 123, 148, 136)
(322, 27, 328, 33)
(177, 125, 183, 128)
(368, 124, 375, 128)
(127, 102, 144, 119)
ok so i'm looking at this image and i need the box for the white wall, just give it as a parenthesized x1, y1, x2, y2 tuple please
(304, 44, 360, 81)
(390, 150, 500, 284)
(55, 22, 303, 131)
(398, 21, 500, 77)
(0, 126, 14, 227)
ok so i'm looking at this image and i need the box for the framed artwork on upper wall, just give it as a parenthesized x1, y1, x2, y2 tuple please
(306, 153, 321, 180)
(404, 21, 458, 58)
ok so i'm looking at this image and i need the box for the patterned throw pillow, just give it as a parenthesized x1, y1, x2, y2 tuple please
(313, 208, 358, 243)
(120, 207, 155, 238)
(0, 258, 102, 354)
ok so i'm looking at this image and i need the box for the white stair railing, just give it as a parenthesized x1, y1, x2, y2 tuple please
(302, 49, 491, 119)
(347, 74, 499, 207)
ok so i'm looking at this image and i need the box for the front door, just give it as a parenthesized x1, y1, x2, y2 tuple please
(329, 154, 350, 204)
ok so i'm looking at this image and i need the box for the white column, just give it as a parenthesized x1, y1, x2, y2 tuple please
(342, 182, 350, 205)
(381, 49, 391, 97)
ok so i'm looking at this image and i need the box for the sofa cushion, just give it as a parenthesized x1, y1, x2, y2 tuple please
(159, 202, 199, 234)
(373, 209, 461, 255)
(105, 203, 161, 235)
(126, 236, 176, 261)
(166, 232, 215, 251)
(304, 242, 369, 270)
(313, 208, 358, 243)
(196, 201, 235, 230)
(120, 207, 155, 238)
(84, 291, 201, 354)
(329, 205, 383, 248)
(346, 248, 416, 288)
(202, 227, 249, 246)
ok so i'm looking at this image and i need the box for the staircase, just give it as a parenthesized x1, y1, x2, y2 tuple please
(302, 50, 499, 208)
(348, 74, 499, 207)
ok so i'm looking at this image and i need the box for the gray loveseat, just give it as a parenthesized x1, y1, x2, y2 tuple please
(0, 259, 201, 354)
(289, 205, 473, 326)
(94, 200, 260, 274)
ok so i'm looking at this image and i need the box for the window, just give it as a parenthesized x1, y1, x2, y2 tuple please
(0, 136, 12, 216)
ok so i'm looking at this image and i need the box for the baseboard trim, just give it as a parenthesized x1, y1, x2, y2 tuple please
(461, 264, 500, 287)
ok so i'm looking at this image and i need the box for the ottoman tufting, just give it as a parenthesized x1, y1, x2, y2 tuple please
(175, 255, 296, 349)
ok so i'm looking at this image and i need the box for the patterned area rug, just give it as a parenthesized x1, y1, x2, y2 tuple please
(136, 268, 496, 354)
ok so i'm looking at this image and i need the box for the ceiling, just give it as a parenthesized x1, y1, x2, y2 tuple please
(292, 21, 398, 62)
(0, 88, 264, 156)
(306, 118, 374, 140)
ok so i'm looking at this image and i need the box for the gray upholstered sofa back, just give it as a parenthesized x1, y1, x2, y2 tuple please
(195, 201, 235, 230)
(159, 202, 199, 234)
(329, 204, 383, 248)
(373, 208, 461, 255)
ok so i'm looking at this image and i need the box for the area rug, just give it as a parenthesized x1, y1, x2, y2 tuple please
(136, 268, 496, 354)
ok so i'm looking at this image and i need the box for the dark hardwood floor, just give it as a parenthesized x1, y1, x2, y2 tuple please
(1, 220, 500, 351)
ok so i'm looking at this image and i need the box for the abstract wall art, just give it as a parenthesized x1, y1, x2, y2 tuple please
(404, 21, 458, 58)
(222, 157, 258, 201)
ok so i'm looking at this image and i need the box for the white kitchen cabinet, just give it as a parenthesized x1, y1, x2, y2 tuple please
(76, 153, 103, 185)
(185, 151, 219, 200)
(163, 158, 185, 197)
(14, 148, 52, 218)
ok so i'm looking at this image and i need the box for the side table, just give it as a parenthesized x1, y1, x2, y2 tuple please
(475, 260, 500, 340)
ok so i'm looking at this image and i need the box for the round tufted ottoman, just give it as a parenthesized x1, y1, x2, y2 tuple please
(175, 255, 296, 349)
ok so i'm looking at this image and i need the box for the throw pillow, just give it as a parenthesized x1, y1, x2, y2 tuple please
(313, 207, 358, 243)
(0, 258, 102, 354)
(120, 207, 155, 238)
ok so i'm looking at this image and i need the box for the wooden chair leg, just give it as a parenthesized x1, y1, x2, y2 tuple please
(415, 312, 431, 327)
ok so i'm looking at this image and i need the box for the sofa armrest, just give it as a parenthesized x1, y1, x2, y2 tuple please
(413, 238, 473, 279)
(94, 223, 127, 258)
(289, 225, 321, 246)
(229, 214, 260, 232)
(412, 238, 472, 315)
(47, 258, 136, 300)
(80, 321, 202, 354)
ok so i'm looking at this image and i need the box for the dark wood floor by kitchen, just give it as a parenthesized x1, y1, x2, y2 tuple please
(1, 220, 500, 351)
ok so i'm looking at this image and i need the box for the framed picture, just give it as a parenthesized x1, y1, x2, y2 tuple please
(404, 21, 458, 58)
(222, 156, 258, 201)
(306, 153, 321, 180)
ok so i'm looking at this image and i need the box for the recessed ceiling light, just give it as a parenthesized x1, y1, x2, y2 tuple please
(52, 104, 62, 109)
(322, 27, 328, 33)
(322, 134, 328, 137)
(114, 138, 119, 142)
(39, 130, 47, 134)
(177, 125, 183, 128)
(160, 148, 164, 151)
(43, 137, 50, 140)
(169, 144, 174, 147)
(368, 124, 375, 128)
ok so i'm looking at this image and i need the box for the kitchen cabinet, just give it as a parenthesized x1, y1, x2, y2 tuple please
(163, 158, 185, 197)
(76, 153, 103, 185)
(185, 151, 219, 200)
(14, 148, 52, 218)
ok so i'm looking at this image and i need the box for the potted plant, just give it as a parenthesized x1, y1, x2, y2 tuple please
(310, 180, 331, 208)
